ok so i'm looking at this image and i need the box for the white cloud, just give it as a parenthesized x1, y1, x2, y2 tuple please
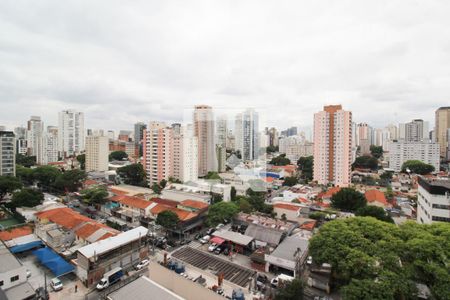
(0, 0, 449, 132)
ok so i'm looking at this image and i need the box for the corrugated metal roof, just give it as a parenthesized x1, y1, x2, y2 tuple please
(212, 230, 253, 246)
(244, 224, 284, 246)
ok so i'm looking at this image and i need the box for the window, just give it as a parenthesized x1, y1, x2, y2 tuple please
(10, 275, 19, 282)
(0, 280, 3, 286)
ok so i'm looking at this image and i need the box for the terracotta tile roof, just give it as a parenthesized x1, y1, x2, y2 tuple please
(273, 203, 301, 211)
(75, 223, 101, 240)
(150, 197, 178, 207)
(0, 226, 33, 241)
(265, 177, 275, 183)
(150, 204, 197, 221)
(313, 201, 331, 208)
(110, 195, 153, 209)
(318, 187, 341, 199)
(83, 179, 98, 186)
(180, 200, 209, 210)
(365, 190, 389, 206)
(109, 187, 129, 195)
(300, 220, 316, 230)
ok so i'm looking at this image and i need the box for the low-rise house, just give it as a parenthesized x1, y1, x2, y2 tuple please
(273, 202, 310, 221)
(35, 207, 118, 255)
(109, 195, 155, 224)
(365, 189, 391, 208)
(74, 226, 149, 288)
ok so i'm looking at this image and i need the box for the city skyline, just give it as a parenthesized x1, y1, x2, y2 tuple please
(1, 1, 450, 131)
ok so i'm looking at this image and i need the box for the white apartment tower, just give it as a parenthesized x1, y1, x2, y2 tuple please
(44, 126, 59, 164)
(173, 124, 199, 183)
(313, 105, 352, 187)
(193, 105, 217, 176)
(387, 141, 440, 172)
(26, 116, 45, 164)
(58, 110, 85, 157)
(85, 135, 109, 172)
(235, 109, 259, 161)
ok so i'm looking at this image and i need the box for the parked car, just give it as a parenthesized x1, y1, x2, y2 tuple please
(215, 223, 225, 230)
(206, 228, 216, 236)
(199, 235, 210, 244)
(306, 256, 313, 265)
(135, 259, 150, 270)
(214, 244, 225, 254)
(208, 243, 219, 252)
(50, 278, 63, 291)
(26, 269, 31, 278)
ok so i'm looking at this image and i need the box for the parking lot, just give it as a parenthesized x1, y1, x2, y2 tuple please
(171, 246, 256, 288)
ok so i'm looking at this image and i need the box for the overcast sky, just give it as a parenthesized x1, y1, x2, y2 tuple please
(1, 0, 450, 133)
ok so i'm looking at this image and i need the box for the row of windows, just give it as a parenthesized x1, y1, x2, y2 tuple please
(0, 275, 19, 286)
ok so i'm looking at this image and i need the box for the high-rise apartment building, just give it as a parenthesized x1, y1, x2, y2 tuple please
(313, 105, 352, 187)
(435, 107, 450, 158)
(134, 122, 146, 144)
(172, 124, 198, 183)
(356, 123, 373, 155)
(193, 105, 217, 176)
(235, 109, 259, 161)
(14, 127, 27, 155)
(27, 116, 44, 164)
(143, 122, 174, 185)
(85, 135, 109, 172)
(387, 141, 440, 172)
(0, 130, 15, 176)
(58, 110, 85, 157)
(417, 177, 450, 224)
(403, 119, 429, 142)
(267, 127, 279, 147)
(279, 135, 313, 163)
(44, 126, 59, 164)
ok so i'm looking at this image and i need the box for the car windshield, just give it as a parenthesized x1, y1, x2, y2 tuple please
(100, 279, 107, 285)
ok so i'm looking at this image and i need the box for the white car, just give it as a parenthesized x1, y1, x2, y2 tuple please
(208, 243, 218, 252)
(306, 256, 313, 265)
(26, 269, 31, 278)
(135, 259, 150, 270)
(50, 278, 63, 291)
(199, 235, 210, 244)
(215, 223, 225, 230)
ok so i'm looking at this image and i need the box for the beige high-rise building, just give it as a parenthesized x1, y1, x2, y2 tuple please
(193, 105, 217, 177)
(435, 107, 450, 158)
(85, 135, 109, 172)
(313, 105, 352, 187)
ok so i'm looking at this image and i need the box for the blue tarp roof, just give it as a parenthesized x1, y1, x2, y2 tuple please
(32, 247, 74, 277)
(10, 240, 43, 253)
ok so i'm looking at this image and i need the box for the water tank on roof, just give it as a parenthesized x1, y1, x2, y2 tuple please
(232, 289, 245, 300)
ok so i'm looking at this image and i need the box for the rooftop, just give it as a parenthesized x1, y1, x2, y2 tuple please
(107, 276, 184, 300)
(179, 199, 209, 210)
(110, 195, 153, 209)
(318, 187, 341, 199)
(78, 226, 148, 260)
(365, 189, 389, 206)
(150, 204, 197, 221)
(273, 203, 301, 211)
(212, 230, 254, 246)
(0, 241, 22, 273)
(0, 225, 33, 241)
(267, 235, 309, 262)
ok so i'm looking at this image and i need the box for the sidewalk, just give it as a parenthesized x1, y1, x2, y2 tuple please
(49, 278, 90, 300)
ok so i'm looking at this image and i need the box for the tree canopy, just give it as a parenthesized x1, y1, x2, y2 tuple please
(331, 188, 367, 212)
(355, 205, 394, 223)
(11, 188, 44, 208)
(156, 210, 180, 230)
(53, 169, 87, 192)
(76, 154, 86, 170)
(32, 165, 61, 190)
(81, 186, 109, 205)
(266, 145, 279, 154)
(352, 155, 378, 170)
(117, 163, 147, 186)
(401, 160, 435, 175)
(15, 154, 36, 167)
(207, 201, 239, 226)
(269, 154, 291, 166)
(297, 156, 313, 182)
(283, 176, 298, 187)
(370, 145, 383, 159)
(204, 171, 221, 180)
(109, 151, 128, 161)
(15, 165, 34, 186)
(309, 217, 450, 300)
(0, 176, 22, 199)
(274, 278, 304, 300)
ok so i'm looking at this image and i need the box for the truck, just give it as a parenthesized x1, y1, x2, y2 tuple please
(96, 267, 123, 290)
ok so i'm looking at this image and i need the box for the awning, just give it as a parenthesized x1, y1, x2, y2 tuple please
(32, 247, 75, 277)
(210, 237, 225, 245)
(10, 240, 43, 253)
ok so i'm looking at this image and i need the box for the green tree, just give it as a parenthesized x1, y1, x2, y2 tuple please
(352, 155, 378, 170)
(76, 154, 86, 170)
(81, 186, 109, 205)
(15, 165, 34, 186)
(356, 205, 394, 223)
(117, 163, 147, 186)
(109, 151, 128, 161)
(53, 169, 87, 192)
(236, 197, 252, 213)
(297, 156, 313, 182)
(370, 145, 383, 159)
(168, 176, 182, 184)
(15, 154, 36, 167)
(331, 188, 367, 212)
(230, 186, 237, 201)
(274, 278, 304, 300)
(266, 145, 279, 153)
(211, 192, 223, 204)
(207, 202, 239, 226)
(401, 160, 435, 175)
(0, 176, 23, 199)
(283, 176, 298, 187)
(32, 165, 61, 190)
(204, 171, 221, 180)
(269, 154, 291, 166)
(151, 183, 162, 194)
(156, 210, 180, 233)
(309, 218, 450, 300)
(159, 179, 167, 189)
(11, 188, 44, 207)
